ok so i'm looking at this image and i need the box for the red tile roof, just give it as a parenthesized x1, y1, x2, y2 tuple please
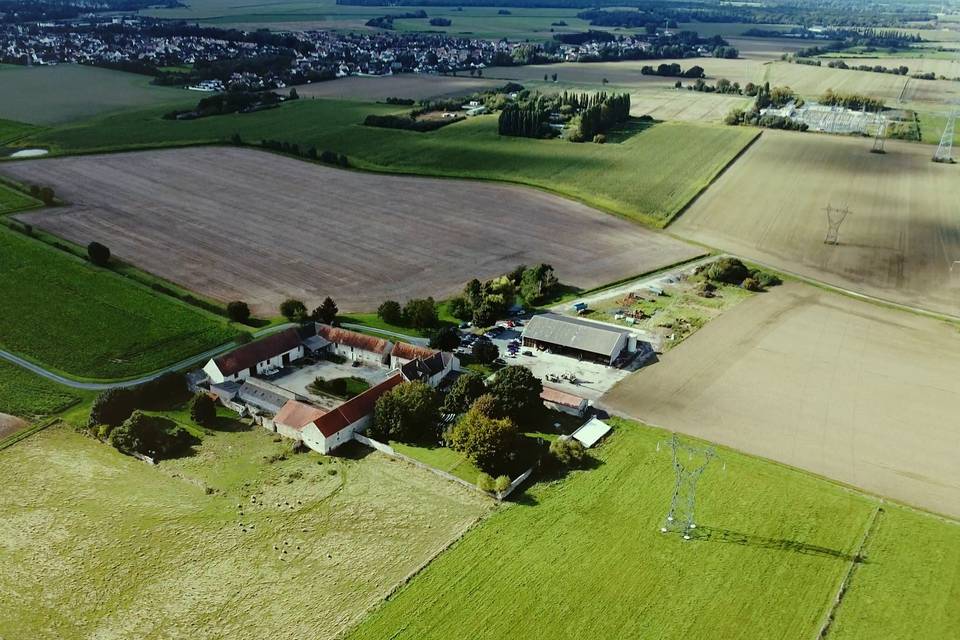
(275, 400, 327, 431)
(540, 386, 586, 409)
(317, 325, 391, 354)
(391, 342, 437, 362)
(213, 328, 302, 376)
(311, 374, 403, 437)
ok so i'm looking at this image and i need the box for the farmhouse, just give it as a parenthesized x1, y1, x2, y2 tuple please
(399, 351, 460, 388)
(203, 328, 303, 384)
(390, 341, 438, 369)
(521, 313, 637, 365)
(540, 386, 588, 417)
(300, 374, 404, 454)
(317, 324, 393, 366)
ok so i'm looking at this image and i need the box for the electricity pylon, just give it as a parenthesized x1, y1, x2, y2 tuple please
(933, 109, 956, 163)
(659, 434, 718, 540)
(824, 204, 851, 245)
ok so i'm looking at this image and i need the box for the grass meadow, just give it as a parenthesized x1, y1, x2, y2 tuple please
(348, 418, 960, 640)
(0, 225, 236, 379)
(0, 180, 39, 214)
(23, 98, 758, 226)
(0, 117, 40, 145)
(0, 421, 490, 639)
(0, 359, 82, 418)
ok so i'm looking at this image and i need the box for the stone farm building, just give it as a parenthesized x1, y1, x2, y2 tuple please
(521, 313, 637, 365)
(317, 324, 393, 366)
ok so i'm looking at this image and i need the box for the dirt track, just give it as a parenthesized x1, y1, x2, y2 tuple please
(602, 282, 960, 518)
(4, 147, 701, 314)
(672, 130, 960, 317)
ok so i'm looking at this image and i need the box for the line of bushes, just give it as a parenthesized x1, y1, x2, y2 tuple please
(259, 138, 349, 167)
(363, 113, 463, 132)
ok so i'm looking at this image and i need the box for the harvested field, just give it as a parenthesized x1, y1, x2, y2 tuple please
(5, 147, 703, 315)
(292, 74, 500, 101)
(0, 423, 490, 639)
(0, 412, 28, 439)
(672, 130, 960, 317)
(628, 88, 750, 123)
(602, 282, 960, 518)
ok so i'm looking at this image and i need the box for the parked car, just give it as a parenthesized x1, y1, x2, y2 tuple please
(458, 321, 472, 329)
(522, 350, 533, 356)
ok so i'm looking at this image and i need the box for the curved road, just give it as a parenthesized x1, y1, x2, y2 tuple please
(0, 322, 428, 391)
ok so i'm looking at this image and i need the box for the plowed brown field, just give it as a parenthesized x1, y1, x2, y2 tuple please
(5, 147, 702, 315)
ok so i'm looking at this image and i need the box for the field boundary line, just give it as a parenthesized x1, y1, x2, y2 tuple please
(663, 128, 763, 228)
(332, 506, 495, 640)
(816, 504, 884, 638)
(0, 416, 61, 452)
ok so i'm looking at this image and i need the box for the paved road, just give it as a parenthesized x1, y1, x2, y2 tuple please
(0, 323, 298, 391)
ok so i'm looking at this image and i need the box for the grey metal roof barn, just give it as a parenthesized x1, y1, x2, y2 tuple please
(521, 313, 631, 361)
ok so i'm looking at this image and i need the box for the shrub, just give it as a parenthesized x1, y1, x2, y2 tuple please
(550, 437, 586, 468)
(751, 269, 782, 289)
(476, 472, 494, 492)
(236, 330, 253, 344)
(742, 277, 762, 292)
(494, 475, 511, 493)
(703, 257, 750, 285)
(226, 301, 251, 323)
(87, 241, 111, 267)
(190, 393, 217, 426)
(377, 300, 403, 325)
(38, 186, 55, 205)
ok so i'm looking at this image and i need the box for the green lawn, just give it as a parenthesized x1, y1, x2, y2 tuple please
(0, 117, 40, 145)
(390, 440, 484, 484)
(23, 98, 759, 226)
(0, 225, 237, 379)
(349, 418, 960, 639)
(0, 359, 83, 418)
(0, 420, 490, 639)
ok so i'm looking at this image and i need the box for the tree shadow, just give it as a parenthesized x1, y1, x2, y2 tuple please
(604, 117, 662, 144)
(688, 526, 863, 563)
(206, 416, 254, 433)
(335, 440, 375, 460)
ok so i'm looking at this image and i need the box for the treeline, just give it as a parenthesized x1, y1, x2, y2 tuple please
(163, 89, 293, 121)
(826, 59, 909, 75)
(259, 139, 350, 167)
(364, 113, 463, 132)
(365, 9, 427, 29)
(553, 30, 616, 45)
(446, 263, 560, 327)
(641, 63, 704, 78)
(498, 101, 553, 138)
(687, 77, 742, 95)
(820, 89, 884, 111)
(0, 0, 183, 22)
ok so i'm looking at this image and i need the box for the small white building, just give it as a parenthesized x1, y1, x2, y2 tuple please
(203, 328, 304, 384)
(540, 386, 588, 417)
(399, 351, 460, 388)
(317, 325, 393, 367)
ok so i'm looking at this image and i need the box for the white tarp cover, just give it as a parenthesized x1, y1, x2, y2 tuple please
(571, 417, 611, 448)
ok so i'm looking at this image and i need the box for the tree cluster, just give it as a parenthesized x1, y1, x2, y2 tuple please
(696, 257, 782, 290)
(376, 298, 440, 330)
(107, 410, 199, 460)
(826, 60, 909, 76)
(163, 90, 283, 120)
(571, 92, 630, 141)
(86, 373, 189, 431)
(498, 100, 554, 138)
(260, 139, 349, 167)
(364, 113, 462, 132)
(370, 381, 441, 442)
(820, 89, 885, 112)
(640, 63, 704, 78)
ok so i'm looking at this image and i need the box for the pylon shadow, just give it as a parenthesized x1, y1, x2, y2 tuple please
(686, 526, 861, 562)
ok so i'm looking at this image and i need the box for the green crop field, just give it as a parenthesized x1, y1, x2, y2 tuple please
(349, 418, 960, 639)
(0, 117, 40, 145)
(0, 421, 490, 639)
(0, 359, 82, 418)
(0, 225, 236, 379)
(22, 99, 758, 225)
(0, 64, 189, 125)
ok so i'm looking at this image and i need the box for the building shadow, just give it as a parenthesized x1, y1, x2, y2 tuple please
(688, 526, 861, 563)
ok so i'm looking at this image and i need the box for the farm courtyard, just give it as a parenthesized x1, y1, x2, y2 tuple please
(0, 424, 490, 639)
(672, 130, 960, 317)
(602, 281, 960, 519)
(4, 146, 703, 315)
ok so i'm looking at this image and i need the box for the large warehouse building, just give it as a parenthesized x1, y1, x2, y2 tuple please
(521, 313, 637, 365)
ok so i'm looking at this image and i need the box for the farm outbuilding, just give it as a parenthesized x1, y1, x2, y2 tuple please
(540, 386, 588, 417)
(301, 374, 403, 454)
(317, 324, 393, 367)
(521, 313, 635, 365)
(203, 328, 304, 384)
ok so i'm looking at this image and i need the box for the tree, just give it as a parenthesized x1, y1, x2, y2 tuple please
(88, 388, 137, 429)
(447, 402, 518, 473)
(377, 300, 403, 325)
(280, 299, 307, 322)
(448, 296, 472, 321)
(370, 381, 440, 443)
(441, 373, 487, 415)
(550, 437, 586, 468)
(312, 297, 339, 324)
(519, 264, 559, 305)
(236, 330, 253, 344)
(109, 410, 198, 460)
(190, 393, 217, 426)
(38, 186, 55, 205)
(494, 475, 511, 493)
(87, 241, 110, 267)
(403, 298, 439, 330)
(488, 366, 543, 421)
(472, 340, 499, 365)
(226, 301, 251, 323)
(429, 326, 460, 351)
(289, 87, 299, 100)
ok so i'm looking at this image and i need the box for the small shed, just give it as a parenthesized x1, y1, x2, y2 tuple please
(570, 417, 611, 448)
